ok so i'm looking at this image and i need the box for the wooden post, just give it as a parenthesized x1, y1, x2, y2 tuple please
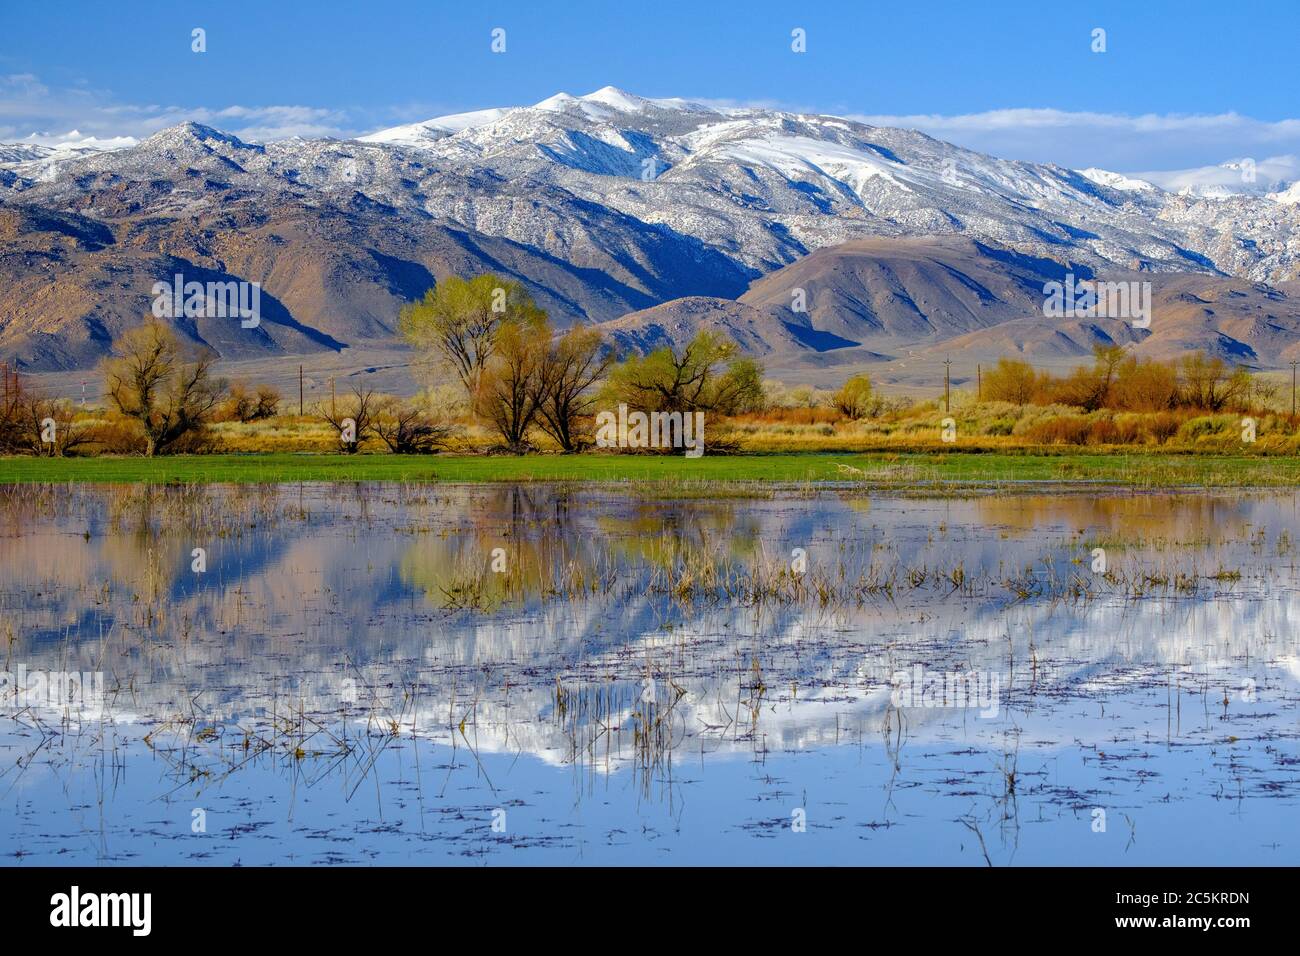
(1292, 360, 1298, 418)
(977, 364, 981, 402)
(299, 365, 304, 417)
(943, 357, 952, 413)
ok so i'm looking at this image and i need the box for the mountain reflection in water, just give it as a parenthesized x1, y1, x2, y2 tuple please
(1, 483, 1297, 865)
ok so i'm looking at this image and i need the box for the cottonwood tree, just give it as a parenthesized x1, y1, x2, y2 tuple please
(981, 358, 1041, 407)
(474, 314, 552, 452)
(531, 325, 612, 451)
(400, 275, 547, 397)
(219, 382, 280, 422)
(602, 331, 763, 413)
(1108, 356, 1179, 411)
(101, 319, 226, 456)
(1050, 345, 1128, 411)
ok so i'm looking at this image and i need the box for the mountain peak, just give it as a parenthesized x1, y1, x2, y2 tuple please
(579, 86, 653, 112)
(532, 91, 581, 112)
(142, 122, 258, 151)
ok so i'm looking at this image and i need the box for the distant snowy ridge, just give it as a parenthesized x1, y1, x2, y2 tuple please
(3, 86, 1300, 308)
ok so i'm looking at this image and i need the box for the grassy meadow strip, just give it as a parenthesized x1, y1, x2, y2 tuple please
(2, 451, 1300, 486)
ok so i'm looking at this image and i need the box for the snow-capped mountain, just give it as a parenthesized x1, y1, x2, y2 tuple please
(3, 87, 1300, 373)
(0, 136, 128, 180)
(341, 86, 1300, 282)
(5, 86, 1299, 281)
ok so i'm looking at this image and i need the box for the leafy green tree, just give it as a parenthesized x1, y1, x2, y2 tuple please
(603, 331, 763, 414)
(832, 374, 873, 418)
(400, 275, 546, 396)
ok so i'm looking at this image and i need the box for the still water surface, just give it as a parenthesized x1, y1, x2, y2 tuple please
(1, 483, 1297, 865)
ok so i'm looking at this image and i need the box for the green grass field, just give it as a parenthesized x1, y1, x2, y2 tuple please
(1, 451, 1299, 486)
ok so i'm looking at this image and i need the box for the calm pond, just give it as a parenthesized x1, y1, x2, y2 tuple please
(1, 483, 1297, 865)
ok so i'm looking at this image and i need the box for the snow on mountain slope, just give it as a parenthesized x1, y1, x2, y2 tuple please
(1077, 168, 1157, 193)
(5, 86, 1300, 374)
(345, 88, 1300, 283)
(356, 107, 512, 147)
(0, 136, 127, 185)
(8, 86, 1299, 285)
(0, 143, 55, 164)
(1274, 181, 1300, 205)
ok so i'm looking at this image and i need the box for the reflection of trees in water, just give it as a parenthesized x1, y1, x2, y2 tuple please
(397, 488, 771, 609)
(973, 492, 1271, 549)
(3, 485, 1299, 775)
(597, 502, 764, 570)
(399, 485, 606, 609)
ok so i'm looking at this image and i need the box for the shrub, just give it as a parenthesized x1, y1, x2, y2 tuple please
(832, 375, 873, 419)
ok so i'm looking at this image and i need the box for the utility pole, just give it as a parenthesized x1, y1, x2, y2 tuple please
(977, 363, 982, 402)
(943, 356, 952, 413)
(299, 365, 304, 417)
(1289, 358, 1300, 418)
(330, 377, 336, 418)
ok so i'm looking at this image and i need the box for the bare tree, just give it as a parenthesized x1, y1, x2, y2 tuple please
(219, 381, 280, 422)
(317, 382, 379, 453)
(474, 315, 551, 452)
(373, 398, 455, 454)
(101, 319, 226, 456)
(21, 393, 93, 457)
(532, 325, 612, 451)
(1178, 354, 1252, 411)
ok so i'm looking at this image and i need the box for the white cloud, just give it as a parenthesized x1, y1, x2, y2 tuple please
(1133, 155, 1299, 196)
(679, 94, 1300, 181)
(0, 73, 366, 146)
(841, 108, 1300, 178)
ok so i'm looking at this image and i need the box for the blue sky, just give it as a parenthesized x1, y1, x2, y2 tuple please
(3, 0, 1298, 173)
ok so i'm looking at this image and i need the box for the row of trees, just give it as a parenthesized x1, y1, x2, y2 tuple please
(396, 274, 762, 452)
(13, 272, 764, 457)
(981, 346, 1267, 413)
(5, 274, 1276, 458)
(99, 320, 461, 456)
